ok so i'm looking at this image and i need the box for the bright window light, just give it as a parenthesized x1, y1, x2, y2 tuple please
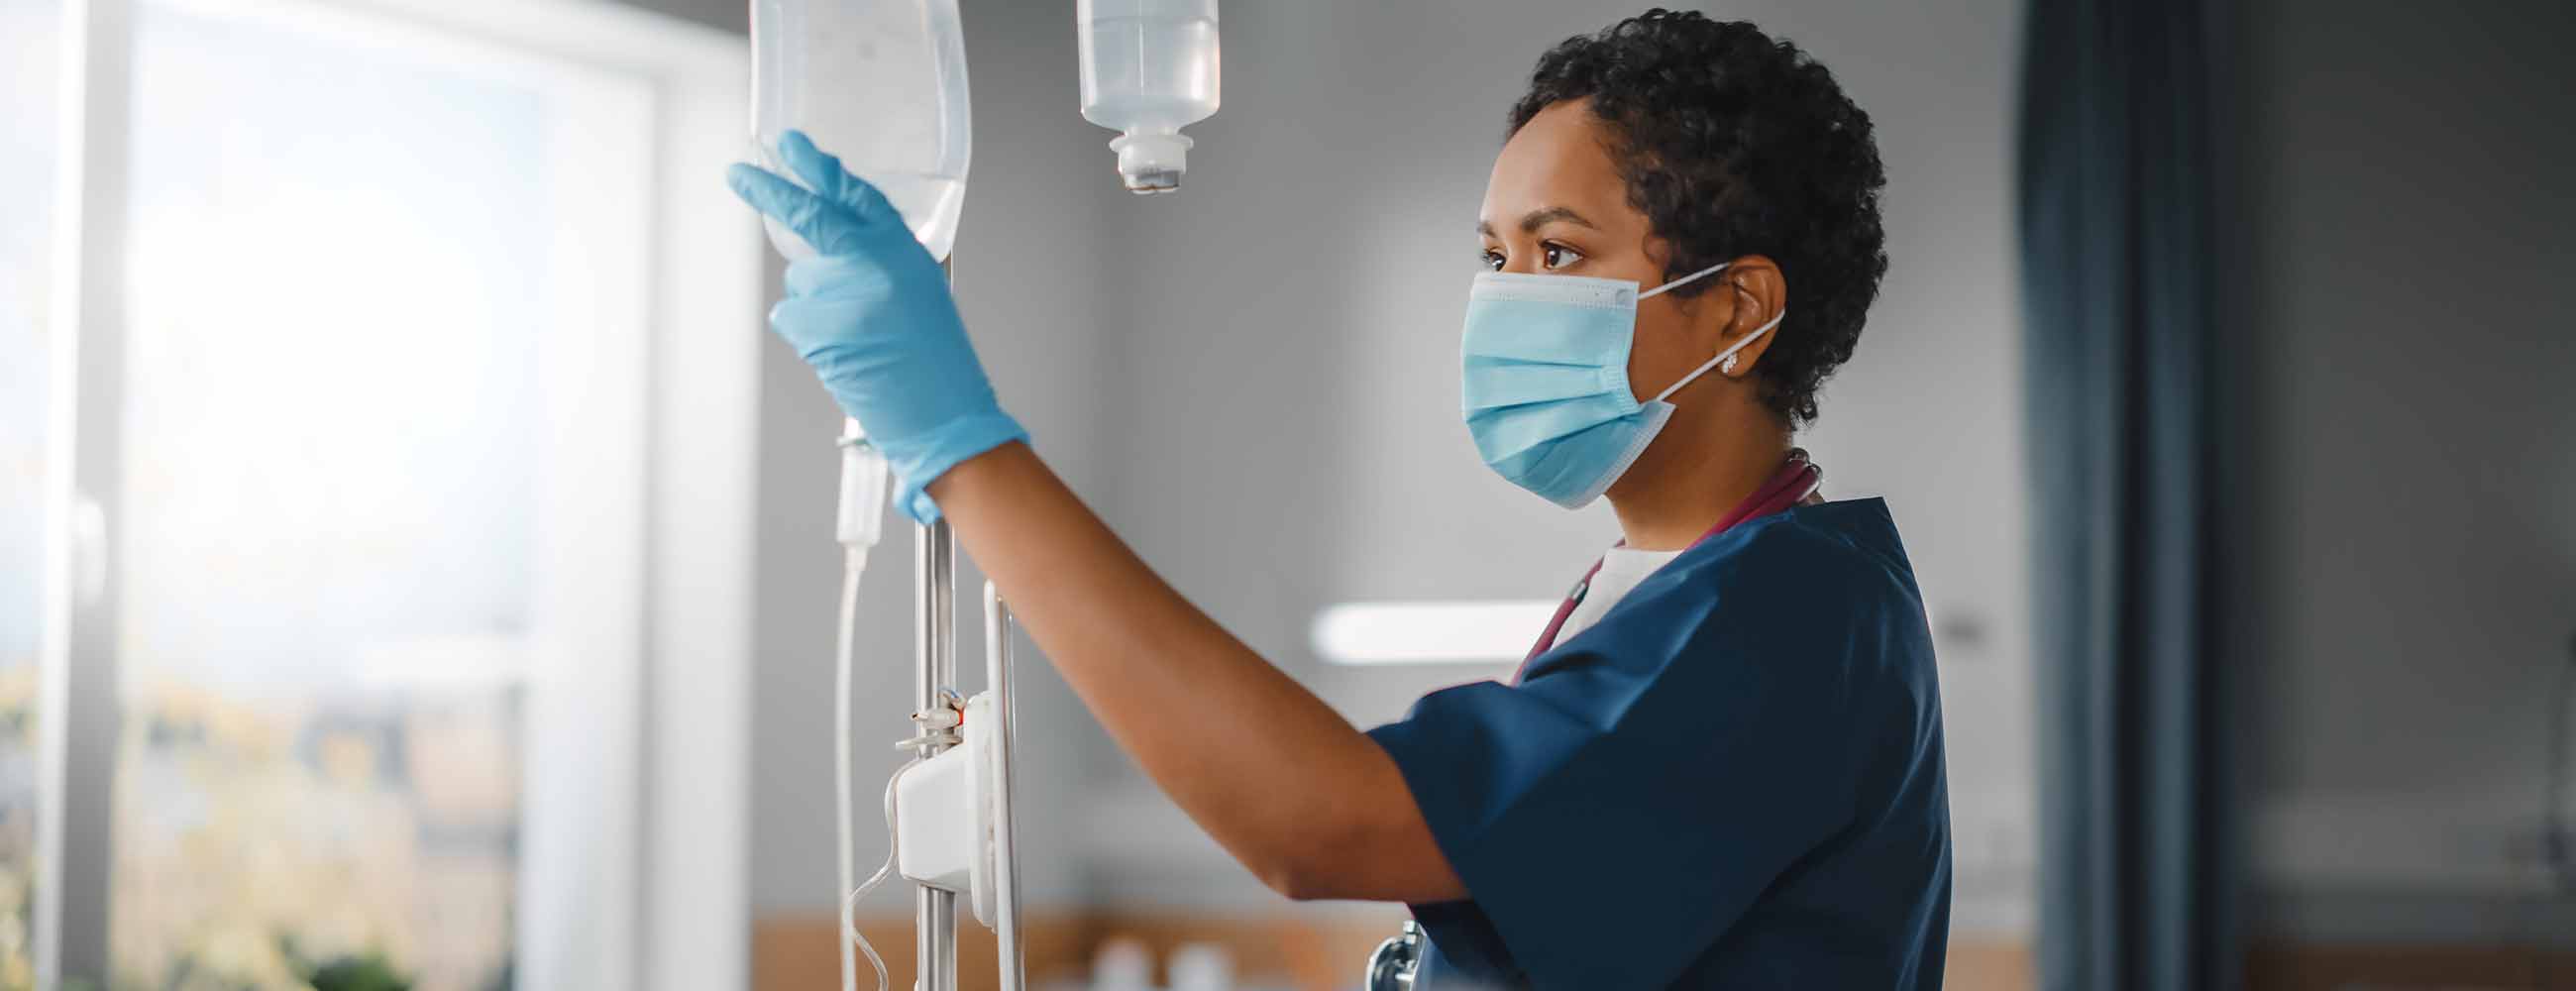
(1311, 601, 1559, 666)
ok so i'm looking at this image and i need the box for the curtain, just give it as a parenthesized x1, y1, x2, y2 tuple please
(2016, 1, 2232, 989)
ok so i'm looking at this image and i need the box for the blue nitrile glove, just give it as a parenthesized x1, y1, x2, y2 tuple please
(727, 131, 1025, 523)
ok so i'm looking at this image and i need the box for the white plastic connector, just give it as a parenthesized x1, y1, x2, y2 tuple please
(912, 703, 963, 733)
(837, 418, 889, 552)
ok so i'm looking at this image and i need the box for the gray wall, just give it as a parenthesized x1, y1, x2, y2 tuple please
(2217, 0, 2576, 941)
(616, 0, 743, 34)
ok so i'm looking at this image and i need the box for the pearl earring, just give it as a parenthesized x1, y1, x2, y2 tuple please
(1720, 354, 1740, 376)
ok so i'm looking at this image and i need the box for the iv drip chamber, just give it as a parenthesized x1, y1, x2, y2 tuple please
(751, 0, 972, 260)
(1078, 0, 1220, 193)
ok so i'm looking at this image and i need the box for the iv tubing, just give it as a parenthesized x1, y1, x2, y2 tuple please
(836, 548, 878, 991)
(834, 425, 893, 991)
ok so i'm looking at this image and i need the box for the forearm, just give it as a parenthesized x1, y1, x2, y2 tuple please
(926, 441, 1463, 902)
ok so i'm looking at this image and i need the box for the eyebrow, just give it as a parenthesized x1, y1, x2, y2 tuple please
(1477, 206, 1599, 238)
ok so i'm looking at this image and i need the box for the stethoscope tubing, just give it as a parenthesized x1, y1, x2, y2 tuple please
(1516, 451, 1823, 674)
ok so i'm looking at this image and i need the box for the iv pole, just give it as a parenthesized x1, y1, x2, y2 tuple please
(905, 531, 1025, 991)
(895, 257, 1022, 991)
(912, 515, 956, 991)
(910, 253, 962, 991)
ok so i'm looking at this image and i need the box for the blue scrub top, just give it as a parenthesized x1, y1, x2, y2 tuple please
(1365, 497, 1951, 989)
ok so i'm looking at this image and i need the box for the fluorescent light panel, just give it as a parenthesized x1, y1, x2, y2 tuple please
(1311, 600, 1558, 666)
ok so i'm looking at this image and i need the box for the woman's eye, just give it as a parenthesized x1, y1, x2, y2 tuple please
(1542, 243, 1584, 271)
(1480, 249, 1505, 272)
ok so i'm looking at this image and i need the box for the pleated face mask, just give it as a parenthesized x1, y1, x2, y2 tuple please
(1459, 261, 1784, 508)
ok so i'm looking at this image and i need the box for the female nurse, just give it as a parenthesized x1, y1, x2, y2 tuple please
(729, 10, 1949, 989)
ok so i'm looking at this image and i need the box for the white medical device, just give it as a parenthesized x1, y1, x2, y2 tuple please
(751, 3, 1220, 990)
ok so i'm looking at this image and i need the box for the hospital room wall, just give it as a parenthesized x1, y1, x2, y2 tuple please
(1080, 0, 2039, 932)
(2214, 0, 2576, 943)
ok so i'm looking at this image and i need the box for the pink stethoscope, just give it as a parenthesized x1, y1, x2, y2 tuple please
(1515, 450, 1825, 677)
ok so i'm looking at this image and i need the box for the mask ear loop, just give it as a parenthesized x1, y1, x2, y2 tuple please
(1637, 260, 1734, 300)
(1653, 308, 1786, 403)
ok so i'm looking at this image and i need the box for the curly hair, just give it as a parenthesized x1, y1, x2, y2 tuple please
(1510, 10, 1887, 424)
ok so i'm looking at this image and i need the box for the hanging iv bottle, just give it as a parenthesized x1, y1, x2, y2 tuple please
(1078, 0, 1220, 193)
(751, 0, 971, 261)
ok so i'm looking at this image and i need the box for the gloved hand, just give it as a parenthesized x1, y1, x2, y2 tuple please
(727, 130, 1025, 523)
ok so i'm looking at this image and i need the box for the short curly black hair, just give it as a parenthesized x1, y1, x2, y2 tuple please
(1510, 10, 1887, 424)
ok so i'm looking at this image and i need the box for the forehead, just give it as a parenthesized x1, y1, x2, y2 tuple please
(1480, 100, 1636, 232)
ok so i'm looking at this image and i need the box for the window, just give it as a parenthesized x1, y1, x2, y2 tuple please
(18, 0, 758, 987)
(0, 2, 64, 987)
(108, 7, 580, 985)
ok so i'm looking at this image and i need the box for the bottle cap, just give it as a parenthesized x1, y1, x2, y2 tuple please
(1109, 130, 1193, 193)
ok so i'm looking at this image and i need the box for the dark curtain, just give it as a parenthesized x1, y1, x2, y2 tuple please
(2017, 1, 2232, 989)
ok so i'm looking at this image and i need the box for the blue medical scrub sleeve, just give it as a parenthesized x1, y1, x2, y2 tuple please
(1365, 514, 1893, 988)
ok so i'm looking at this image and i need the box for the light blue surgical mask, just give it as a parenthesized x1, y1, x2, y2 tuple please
(1461, 261, 1785, 508)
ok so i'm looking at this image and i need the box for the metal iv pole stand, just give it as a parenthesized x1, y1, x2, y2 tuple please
(912, 257, 960, 991)
(903, 258, 1023, 991)
(907, 524, 1026, 991)
(913, 515, 957, 991)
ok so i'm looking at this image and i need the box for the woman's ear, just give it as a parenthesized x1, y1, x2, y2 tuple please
(1708, 255, 1786, 378)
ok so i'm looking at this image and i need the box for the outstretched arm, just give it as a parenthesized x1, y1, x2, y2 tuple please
(930, 442, 1462, 902)
(728, 133, 1463, 904)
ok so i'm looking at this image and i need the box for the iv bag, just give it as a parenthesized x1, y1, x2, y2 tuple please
(1079, 0, 1219, 193)
(752, 0, 971, 261)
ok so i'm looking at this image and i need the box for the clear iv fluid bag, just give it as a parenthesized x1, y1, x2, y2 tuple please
(1078, 0, 1219, 193)
(752, 0, 971, 261)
